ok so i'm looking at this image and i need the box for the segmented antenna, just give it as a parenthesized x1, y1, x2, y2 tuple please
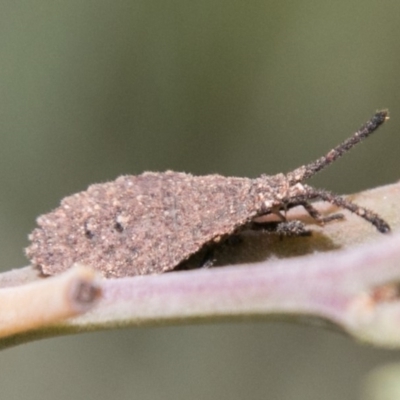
(287, 110, 389, 184)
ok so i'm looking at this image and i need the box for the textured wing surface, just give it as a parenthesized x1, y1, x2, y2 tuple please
(26, 172, 256, 277)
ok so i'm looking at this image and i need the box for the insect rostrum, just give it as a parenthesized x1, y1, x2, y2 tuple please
(26, 111, 390, 278)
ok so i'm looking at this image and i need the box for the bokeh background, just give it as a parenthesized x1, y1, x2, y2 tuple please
(1, 1, 400, 399)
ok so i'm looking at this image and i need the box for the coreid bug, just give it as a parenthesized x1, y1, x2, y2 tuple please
(26, 111, 390, 278)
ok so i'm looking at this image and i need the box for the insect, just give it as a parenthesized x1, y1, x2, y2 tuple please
(26, 110, 390, 278)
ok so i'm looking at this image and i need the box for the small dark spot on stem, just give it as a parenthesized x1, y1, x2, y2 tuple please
(73, 280, 102, 304)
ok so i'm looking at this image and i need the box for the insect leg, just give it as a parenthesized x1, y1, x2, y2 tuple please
(287, 201, 344, 224)
(298, 185, 390, 233)
(251, 219, 311, 237)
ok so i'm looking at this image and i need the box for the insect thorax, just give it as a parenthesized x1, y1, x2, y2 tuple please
(252, 173, 308, 215)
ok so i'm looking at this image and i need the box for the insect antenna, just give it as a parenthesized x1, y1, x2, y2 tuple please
(287, 110, 389, 185)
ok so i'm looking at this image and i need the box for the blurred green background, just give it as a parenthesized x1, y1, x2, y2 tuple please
(1, 1, 400, 399)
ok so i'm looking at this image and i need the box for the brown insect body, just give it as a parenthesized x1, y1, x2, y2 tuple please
(27, 172, 291, 278)
(26, 111, 390, 278)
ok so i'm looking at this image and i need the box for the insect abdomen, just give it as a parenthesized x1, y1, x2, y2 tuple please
(26, 171, 256, 278)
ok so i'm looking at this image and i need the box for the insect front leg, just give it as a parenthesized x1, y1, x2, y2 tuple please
(286, 200, 345, 225)
(251, 219, 311, 237)
(290, 184, 390, 233)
